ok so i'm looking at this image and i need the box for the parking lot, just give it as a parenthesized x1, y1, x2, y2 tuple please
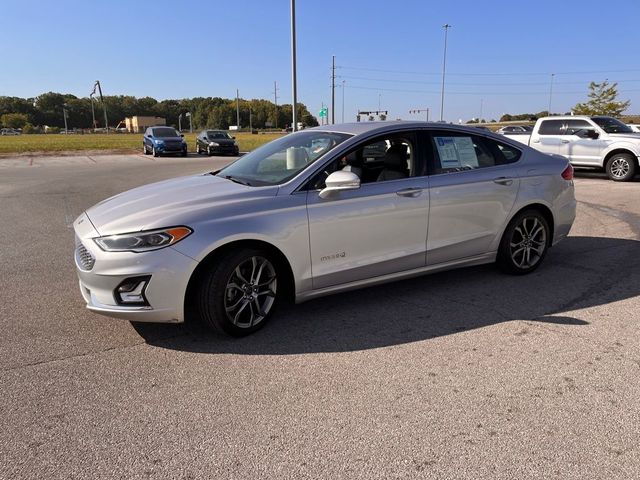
(1, 153, 639, 479)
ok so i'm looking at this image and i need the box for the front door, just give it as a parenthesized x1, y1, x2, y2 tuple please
(558, 119, 605, 165)
(306, 132, 429, 290)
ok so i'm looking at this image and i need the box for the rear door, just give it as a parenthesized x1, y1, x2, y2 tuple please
(425, 131, 521, 265)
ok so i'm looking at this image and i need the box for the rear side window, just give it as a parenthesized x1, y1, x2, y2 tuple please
(537, 120, 564, 135)
(429, 132, 521, 174)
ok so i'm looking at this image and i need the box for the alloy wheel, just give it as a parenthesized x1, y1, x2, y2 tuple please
(610, 158, 630, 179)
(224, 256, 277, 329)
(509, 216, 547, 269)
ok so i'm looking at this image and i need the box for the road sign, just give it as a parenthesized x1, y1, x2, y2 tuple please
(319, 107, 328, 118)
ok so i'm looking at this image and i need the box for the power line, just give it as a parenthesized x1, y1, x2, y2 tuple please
(339, 65, 640, 77)
(344, 84, 640, 96)
(338, 75, 640, 87)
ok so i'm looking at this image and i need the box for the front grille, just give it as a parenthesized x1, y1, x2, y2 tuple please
(75, 243, 95, 271)
(164, 141, 183, 151)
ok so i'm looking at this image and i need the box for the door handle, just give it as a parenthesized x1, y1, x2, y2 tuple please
(561, 139, 570, 143)
(493, 177, 513, 186)
(396, 187, 423, 197)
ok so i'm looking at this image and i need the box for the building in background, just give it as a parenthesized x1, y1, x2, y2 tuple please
(125, 116, 166, 133)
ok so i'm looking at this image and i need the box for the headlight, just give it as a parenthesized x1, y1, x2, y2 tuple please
(209, 142, 219, 147)
(94, 226, 192, 252)
(154, 139, 164, 145)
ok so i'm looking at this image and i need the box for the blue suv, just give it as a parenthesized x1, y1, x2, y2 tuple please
(143, 126, 187, 157)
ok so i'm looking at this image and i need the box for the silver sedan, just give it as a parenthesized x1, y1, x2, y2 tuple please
(73, 122, 576, 336)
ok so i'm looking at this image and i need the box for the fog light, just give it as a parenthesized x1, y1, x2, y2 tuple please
(115, 276, 151, 306)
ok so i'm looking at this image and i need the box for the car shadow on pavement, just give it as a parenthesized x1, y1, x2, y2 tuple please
(132, 236, 640, 355)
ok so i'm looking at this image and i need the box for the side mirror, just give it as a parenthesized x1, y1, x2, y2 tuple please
(180, 134, 184, 137)
(319, 171, 361, 199)
(586, 129, 599, 139)
(232, 136, 236, 139)
(146, 134, 152, 138)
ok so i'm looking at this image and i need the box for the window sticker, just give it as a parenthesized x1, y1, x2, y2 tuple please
(434, 136, 479, 168)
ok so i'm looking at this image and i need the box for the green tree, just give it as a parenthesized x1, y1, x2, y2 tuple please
(573, 80, 630, 116)
(1, 113, 29, 128)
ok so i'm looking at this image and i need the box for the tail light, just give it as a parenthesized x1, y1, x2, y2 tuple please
(561, 164, 574, 180)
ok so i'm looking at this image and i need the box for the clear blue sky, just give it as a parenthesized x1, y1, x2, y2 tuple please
(2, 0, 640, 123)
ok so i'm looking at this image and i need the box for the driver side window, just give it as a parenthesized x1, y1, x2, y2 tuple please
(308, 134, 417, 189)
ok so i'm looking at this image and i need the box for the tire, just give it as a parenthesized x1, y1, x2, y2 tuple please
(143, 143, 149, 155)
(497, 209, 550, 275)
(152, 146, 159, 157)
(197, 248, 279, 336)
(606, 153, 636, 182)
(207, 147, 213, 156)
(195, 143, 201, 154)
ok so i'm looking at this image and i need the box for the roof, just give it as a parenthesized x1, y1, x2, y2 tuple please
(307, 121, 503, 137)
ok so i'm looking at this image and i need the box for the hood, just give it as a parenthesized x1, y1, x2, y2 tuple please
(156, 136, 185, 142)
(608, 133, 640, 142)
(85, 173, 277, 235)
(207, 138, 235, 145)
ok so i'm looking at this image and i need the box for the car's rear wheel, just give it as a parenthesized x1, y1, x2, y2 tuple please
(606, 153, 636, 182)
(197, 249, 279, 336)
(497, 210, 550, 275)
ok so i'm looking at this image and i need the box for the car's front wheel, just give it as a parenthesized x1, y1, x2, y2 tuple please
(497, 210, 550, 275)
(152, 146, 159, 157)
(197, 249, 279, 336)
(142, 143, 149, 155)
(606, 153, 636, 182)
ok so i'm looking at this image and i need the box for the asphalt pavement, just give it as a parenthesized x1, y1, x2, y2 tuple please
(1, 153, 639, 479)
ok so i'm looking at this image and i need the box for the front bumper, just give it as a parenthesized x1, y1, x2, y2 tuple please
(73, 213, 198, 323)
(155, 142, 187, 154)
(207, 145, 239, 155)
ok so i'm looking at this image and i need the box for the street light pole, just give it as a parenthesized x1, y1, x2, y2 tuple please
(440, 24, 452, 122)
(290, 0, 298, 131)
(94, 80, 108, 133)
(331, 54, 336, 124)
(186, 112, 192, 133)
(548, 73, 555, 115)
(178, 113, 182, 132)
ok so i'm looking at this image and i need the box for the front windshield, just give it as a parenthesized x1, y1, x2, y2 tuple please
(207, 131, 232, 139)
(217, 130, 352, 186)
(591, 117, 633, 134)
(152, 127, 180, 137)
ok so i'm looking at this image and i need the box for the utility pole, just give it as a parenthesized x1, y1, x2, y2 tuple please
(186, 112, 192, 133)
(548, 73, 555, 115)
(62, 104, 68, 134)
(331, 55, 336, 124)
(89, 93, 96, 129)
(341, 80, 345, 123)
(479, 98, 483, 123)
(290, 0, 298, 131)
(178, 113, 182, 132)
(94, 80, 108, 133)
(409, 108, 430, 121)
(273, 81, 279, 129)
(236, 89, 240, 130)
(440, 24, 452, 122)
(321, 101, 325, 125)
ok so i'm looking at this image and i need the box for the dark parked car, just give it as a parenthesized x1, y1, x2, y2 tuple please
(143, 126, 187, 157)
(195, 130, 240, 156)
